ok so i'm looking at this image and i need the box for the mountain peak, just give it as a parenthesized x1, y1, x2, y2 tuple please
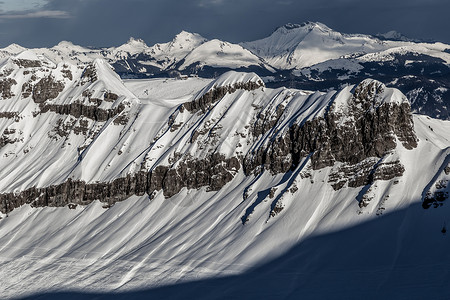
(126, 37, 148, 47)
(172, 30, 208, 44)
(1, 43, 27, 54)
(56, 40, 76, 47)
(276, 21, 332, 34)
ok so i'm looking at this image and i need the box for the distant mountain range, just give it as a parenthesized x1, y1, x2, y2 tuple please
(1, 21, 449, 119)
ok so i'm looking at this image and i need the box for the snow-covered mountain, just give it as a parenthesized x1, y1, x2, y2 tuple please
(241, 22, 388, 69)
(241, 22, 450, 70)
(0, 54, 449, 298)
(1, 21, 449, 120)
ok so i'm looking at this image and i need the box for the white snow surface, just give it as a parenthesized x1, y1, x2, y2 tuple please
(179, 39, 269, 70)
(241, 22, 450, 69)
(0, 61, 450, 298)
(1, 22, 449, 74)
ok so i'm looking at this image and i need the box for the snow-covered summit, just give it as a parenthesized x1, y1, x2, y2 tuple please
(114, 37, 149, 53)
(241, 22, 387, 69)
(274, 21, 333, 35)
(145, 31, 208, 69)
(179, 39, 268, 71)
(1, 43, 27, 55)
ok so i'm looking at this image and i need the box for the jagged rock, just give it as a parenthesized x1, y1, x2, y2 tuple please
(32, 76, 64, 103)
(61, 69, 73, 80)
(21, 81, 32, 98)
(154, 153, 240, 198)
(0, 112, 19, 119)
(372, 161, 405, 181)
(0, 172, 149, 214)
(13, 59, 42, 68)
(39, 102, 125, 122)
(0, 78, 17, 99)
(104, 92, 119, 102)
(182, 80, 263, 113)
(81, 64, 98, 84)
(244, 80, 416, 191)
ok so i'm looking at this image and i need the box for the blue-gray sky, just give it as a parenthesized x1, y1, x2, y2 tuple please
(0, 0, 449, 48)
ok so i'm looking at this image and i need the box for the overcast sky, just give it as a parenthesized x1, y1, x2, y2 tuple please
(0, 0, 449, 48)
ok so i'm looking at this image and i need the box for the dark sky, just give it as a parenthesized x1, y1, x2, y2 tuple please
(0, 0, 449, 48)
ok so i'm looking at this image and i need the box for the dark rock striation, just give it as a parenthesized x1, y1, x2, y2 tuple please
(32, 76, 65, 103)
(182, 80, 263, 113)
(0, 79, 418, 214)
(0, 153, 240, 214)
(244, 80, 417, 187)
(0, 78, 17, 99)
(39, 102, 126, 122)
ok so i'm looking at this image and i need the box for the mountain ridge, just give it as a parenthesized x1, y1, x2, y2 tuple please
(0, 24, 450, 299)
(1, 21, 448, 120)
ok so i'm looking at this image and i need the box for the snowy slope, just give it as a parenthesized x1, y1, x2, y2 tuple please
(0, 59, 449, 299)
(179, 39, 273, 72)
(241, 22, 450, 70)
(241, 22, 387, 69)
(145, 31, 208, 70)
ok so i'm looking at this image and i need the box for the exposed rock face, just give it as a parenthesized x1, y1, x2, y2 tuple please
(39, 102, 126, 122)
(21, 81, 32, 98)
(182, 80, 263, 113)
(0, 128, 19, 148)
(0, 78, 418, 214)
(0, 112, 19, 119)
(13, 59, 42, 68)
(81, 64, 98, 83)
(104, 92, 119, 102)
(0, 173, 148, 214)
(0, 78, 17, 99)
(151, 154, 240, 198)
(244, 80, 417, 188)
(422, 161, 450, 209)
(32, 76, 65, 103)
(0, 154, 240, 214)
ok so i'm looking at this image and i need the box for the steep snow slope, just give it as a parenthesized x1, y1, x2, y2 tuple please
(241, 22, 388, 69)
(0, 63, 449, 298)
(145, 31, 208, 69)
(241, 22, 450, 70)
(179, 39, 273, 72)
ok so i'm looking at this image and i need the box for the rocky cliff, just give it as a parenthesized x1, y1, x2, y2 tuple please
(0, 58, 420, 214)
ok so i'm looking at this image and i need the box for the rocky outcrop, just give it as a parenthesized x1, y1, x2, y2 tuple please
(39, 102, 126, 122)
(0, 173, 148, 214)
(80, 64, 98, 84)
(422, 161, 450, 209)
(244, 80, 417, 188)
(104, 92, 119, 102)
(0, 78, 418, 214)
(182, 80, 263, 113)
(0, 128, 20, 148)
(0, 112, 19, 119)
(13, 59, 42, 68)
(0, 78, 17, 99)
(0, 153, 240, 214)
(32, 76, 65, 103)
